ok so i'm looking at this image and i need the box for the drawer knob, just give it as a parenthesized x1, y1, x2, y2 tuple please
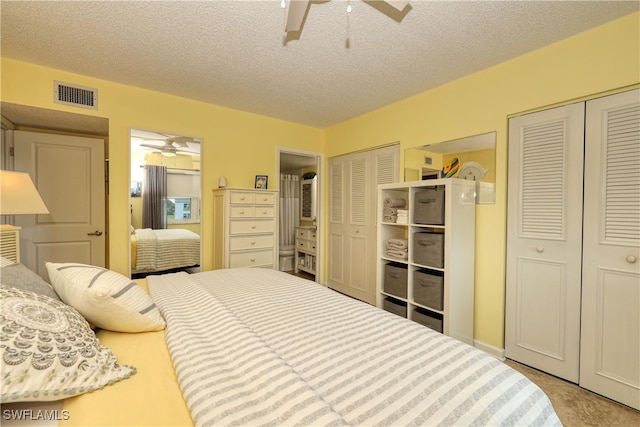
(251, 241, 256, 245)
(262, 197, 268, 201)
(240, 210, 245, 214)
(250, 257, 256, 262)
(262, 210, 267, 214)
(240, 196, 245, 200)
(536, 246, 544, 253)
(251, 225, 256, 229)
(627, 255, 637, 264)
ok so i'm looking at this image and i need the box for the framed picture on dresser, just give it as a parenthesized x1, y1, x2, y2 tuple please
(255, 175, 268, 189)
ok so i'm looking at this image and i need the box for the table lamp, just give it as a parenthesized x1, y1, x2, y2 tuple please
(0, 170, 50, 262)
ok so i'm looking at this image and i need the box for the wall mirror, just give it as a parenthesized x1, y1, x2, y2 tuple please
(404, 132, 496, 204)
(130, 129, 202, 278)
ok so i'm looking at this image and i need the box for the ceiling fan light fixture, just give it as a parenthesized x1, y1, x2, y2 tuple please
(161, 151, 176, 157)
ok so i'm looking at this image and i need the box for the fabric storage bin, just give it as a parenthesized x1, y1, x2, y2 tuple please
(383, 297, 407, 318)
(413, 188, 445, 225)
(413, 232, 444, 268)
(412, 308, 443, 333)
(413, 269, 444, 310)
(383, 262, 408, 298)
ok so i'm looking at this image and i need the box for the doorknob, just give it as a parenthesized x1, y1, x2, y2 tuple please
(87, 230, 103, 236)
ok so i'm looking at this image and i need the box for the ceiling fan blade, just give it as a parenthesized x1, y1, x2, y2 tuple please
(383, 0, 409, 12)
(285, 0, 309, 32)
(167, 136, 196, 147)
(140, 143, 168, 151)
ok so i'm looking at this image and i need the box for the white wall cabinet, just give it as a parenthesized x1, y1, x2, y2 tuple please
(506, 89, 639, 410)
(212, 189, 278, 269)
(376, 178, 476, 345)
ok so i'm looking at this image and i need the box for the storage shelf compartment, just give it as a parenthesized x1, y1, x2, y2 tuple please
(377, 179, 476, 344)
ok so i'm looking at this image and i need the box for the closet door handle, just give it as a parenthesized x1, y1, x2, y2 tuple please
(626, 255, 637, 264)
(87, 230, 103, 236)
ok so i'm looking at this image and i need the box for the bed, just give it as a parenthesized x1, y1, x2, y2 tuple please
(1, 262, 562, 427)
(131, 228, 200, 274)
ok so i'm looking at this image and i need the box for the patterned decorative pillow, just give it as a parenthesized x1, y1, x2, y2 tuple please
(46, 263, 165, 333)
(0, 261, 61, 302)
(0, 285, 136, 402)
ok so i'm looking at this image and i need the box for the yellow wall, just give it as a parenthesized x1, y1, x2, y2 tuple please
(324, 12, 640, 348)
(1, 12, 638, 350)
(1, 59, 324, 274)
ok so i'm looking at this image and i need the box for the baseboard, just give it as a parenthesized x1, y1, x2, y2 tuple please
(474, 340, 505, 360)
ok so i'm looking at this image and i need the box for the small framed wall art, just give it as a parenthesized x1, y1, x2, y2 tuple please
(255, 175, 268, 189)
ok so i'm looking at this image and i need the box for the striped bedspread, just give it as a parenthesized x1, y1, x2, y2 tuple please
(133, 228, 200, 272)
(148, 269, 561, 427)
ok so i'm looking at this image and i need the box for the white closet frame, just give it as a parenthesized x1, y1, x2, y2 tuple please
(506, 89, 639, 410)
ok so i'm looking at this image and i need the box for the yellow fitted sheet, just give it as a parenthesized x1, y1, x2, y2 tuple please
(60, 280, 192, 427)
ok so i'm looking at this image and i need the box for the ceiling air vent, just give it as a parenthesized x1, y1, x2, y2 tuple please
(54, 81, 98, 110)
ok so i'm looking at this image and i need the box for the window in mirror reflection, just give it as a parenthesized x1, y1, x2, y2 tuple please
(166, 197, 200, 223)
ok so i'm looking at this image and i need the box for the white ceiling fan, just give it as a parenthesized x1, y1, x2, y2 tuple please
(139, 135, 200, 156)
(285, 0, 410, 33)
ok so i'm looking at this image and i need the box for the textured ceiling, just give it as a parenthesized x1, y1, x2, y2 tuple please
(1, 1, 638, 128)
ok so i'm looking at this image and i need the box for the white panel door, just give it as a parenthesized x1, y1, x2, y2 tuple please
(14, 131, 105, 279)
(580, 89, 640, 410)
(505, 103, 585, 382)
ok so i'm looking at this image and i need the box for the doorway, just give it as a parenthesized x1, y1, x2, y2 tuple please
(277, 147, 323, 283)
(1, 103, 109, 278)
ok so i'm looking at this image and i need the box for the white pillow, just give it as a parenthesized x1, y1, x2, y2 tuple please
(0, 285, 136, 402)
(46, 262, 165, 333)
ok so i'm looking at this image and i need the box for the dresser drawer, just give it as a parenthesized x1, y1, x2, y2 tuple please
(230, 220, 275, 235)
(254, 206, 275, 218)
(296, 239, 317, 254)
(255, 192, 276, 205)
(229, 249, 273, 268)
(296, 228, 310, 239)
(230, 206, 254, 218)
(230, 234, 274, 251)
(230, 191, 255, 205)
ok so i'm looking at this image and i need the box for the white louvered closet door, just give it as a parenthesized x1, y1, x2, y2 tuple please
(580, 89, 639, 410)
(328, 145, 398, 305)
(505, 102, 585, 382)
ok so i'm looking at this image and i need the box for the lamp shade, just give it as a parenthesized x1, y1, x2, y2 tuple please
(0, 170, 50, 215)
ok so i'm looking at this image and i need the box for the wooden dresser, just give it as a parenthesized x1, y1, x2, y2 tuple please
(212, 189, 278, 269)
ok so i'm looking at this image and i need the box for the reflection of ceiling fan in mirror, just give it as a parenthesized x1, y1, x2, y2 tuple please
(138, 135, 200, 156)
(285, 0, 410, 33)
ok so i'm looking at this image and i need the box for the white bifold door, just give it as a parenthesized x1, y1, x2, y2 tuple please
(328, 145, 398, 305)
(506, 89, 639, 410)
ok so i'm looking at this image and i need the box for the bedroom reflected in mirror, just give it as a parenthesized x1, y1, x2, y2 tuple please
(130, 129, 202, 278)
(404, 132, 496, 204)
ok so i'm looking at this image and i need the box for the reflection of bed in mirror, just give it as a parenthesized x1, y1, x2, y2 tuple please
(131, 228, 200, 276)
